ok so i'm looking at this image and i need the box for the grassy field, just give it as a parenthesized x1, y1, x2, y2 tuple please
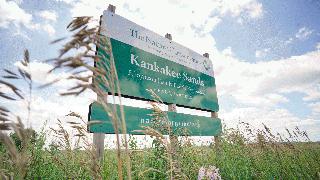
(1, 122, 319, 179)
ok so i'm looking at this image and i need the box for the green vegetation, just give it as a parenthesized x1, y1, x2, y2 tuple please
(0, 121, 319, 179)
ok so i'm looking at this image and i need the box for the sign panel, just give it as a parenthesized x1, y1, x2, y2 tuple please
(88, 102, 222, 136)
(99, 10, 219, 112)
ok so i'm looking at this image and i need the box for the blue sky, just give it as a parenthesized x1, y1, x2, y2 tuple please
(213, 0, 320, 61)
(0, 0, 319, 141)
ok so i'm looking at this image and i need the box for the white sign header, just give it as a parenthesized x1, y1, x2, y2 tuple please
(101, 10, 215, 77)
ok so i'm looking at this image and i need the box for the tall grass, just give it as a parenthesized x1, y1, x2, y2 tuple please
(1, 115, 319, 179)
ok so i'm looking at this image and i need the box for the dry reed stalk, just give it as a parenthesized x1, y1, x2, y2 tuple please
(106, 36, 132, 180)
(50, 112, 102, 179)
(48, 16, 132, 179)
(0, 50, 36, 179)
(133, 90, 186, 179)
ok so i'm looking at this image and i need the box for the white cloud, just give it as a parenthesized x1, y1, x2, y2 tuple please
(316, 42, 320, 50)
(38, 10, 58, 36)
(248, 2, 263, 18)
(220, 107, 320, 140)
(5, 61, 95, 131)
(295, 27, 313, 40)
(285, 27, 314, 45)
(0, 0, 33, 28)
(12, 28, 31, 40)
(214, 49, 320, 108)
(0, 0, 58, 36)
(42, 24, 56, 36)
(14, 61, 72, 87)
(67, 0, 263, 21)
(38, 10, 58, 22)
(284, 37, 294, 45)
(54, 0, 76, 4)
(222, 107, 299, 129)
(222, 46, 234, 56)
(303, 86, 320, 101)
(216, 0, 263, 18)
(5, 89, 96, 131)
(257, 52, 320, 96)
(255, 48, 270, 58)
(211, 47, 320, 140)
(309, 102, 320, 115)
(11, 0, 22, 4)
(66, 0, 263, 55)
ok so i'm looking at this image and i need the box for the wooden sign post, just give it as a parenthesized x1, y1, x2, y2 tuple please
(203, 52, 220, 147)
(92, 4, 116, 163)
(165, 33, 182, 178)
(93, 97, 107, 163)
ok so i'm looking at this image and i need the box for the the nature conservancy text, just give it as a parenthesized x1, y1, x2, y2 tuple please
(129, 28, 208, 73)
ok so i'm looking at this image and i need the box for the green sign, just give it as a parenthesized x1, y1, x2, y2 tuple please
(88, 102, 222, 136)
(98, 39, 219, 111)
(99, 10, 219, 112)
